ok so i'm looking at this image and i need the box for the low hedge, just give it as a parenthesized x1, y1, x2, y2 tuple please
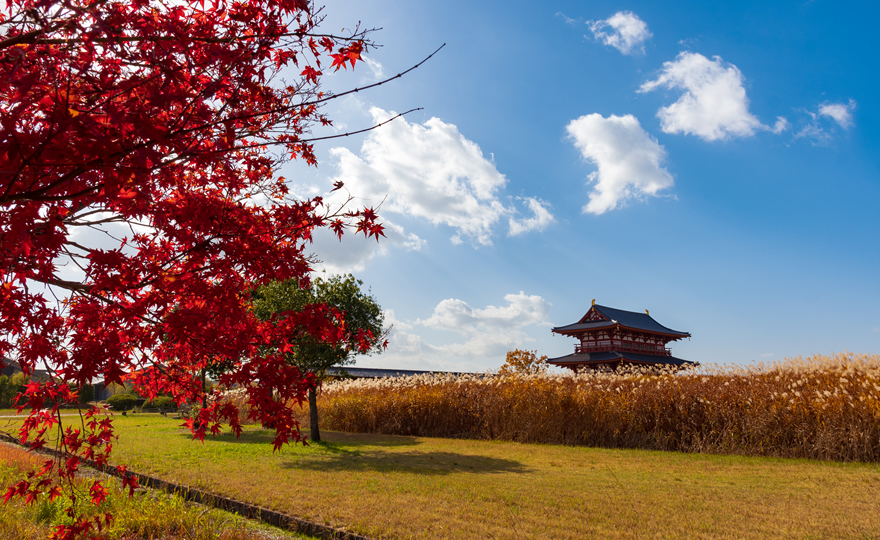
(143, 396, 177, 410)
(106, 393, 138, 411)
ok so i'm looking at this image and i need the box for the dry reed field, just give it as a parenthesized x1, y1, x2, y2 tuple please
(317, 352, 880, 462)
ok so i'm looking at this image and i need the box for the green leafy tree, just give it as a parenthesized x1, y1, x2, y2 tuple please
(0, 375, 16, 408)
(0, 373, 27, 408)
(252, 274, 386, 442)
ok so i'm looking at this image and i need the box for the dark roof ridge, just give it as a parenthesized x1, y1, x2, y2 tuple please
(556, 304, 690, 338)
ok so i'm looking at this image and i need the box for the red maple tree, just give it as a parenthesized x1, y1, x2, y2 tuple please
(0, 0, 396, 536)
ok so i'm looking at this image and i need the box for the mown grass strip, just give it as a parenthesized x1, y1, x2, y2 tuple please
(99, 414, 880, 539)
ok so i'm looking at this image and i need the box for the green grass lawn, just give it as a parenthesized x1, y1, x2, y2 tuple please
(4, 411, 880, 539)
(0, 445, 314, 540)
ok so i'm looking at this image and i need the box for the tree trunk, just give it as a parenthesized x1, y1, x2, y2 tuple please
(308, 387, 320, 442)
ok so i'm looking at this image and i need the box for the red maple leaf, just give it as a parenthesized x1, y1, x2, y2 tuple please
(0, 0, 395, 534)
(89, 481, 108, 505)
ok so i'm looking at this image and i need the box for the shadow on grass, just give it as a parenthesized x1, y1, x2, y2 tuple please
(309, 431, 422, 449)
(180, 429, 279, 445)
(176, 427, 423, 449)
(280, 448, 531, 476)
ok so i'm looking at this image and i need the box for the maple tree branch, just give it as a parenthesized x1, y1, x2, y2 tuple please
(18, 30, 378, 47)
(312, 43, 445, 106)
(28, 106, 420, 181)
(0, 24, 62, 50)
(3, 181, 103, 204)
(291, 109, 422, 144)
(209, 43, 446, 129)
(0, 48, 443, 204)
(44, 278, 91, 293)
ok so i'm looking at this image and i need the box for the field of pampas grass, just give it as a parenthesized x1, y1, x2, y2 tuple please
(315, 352, 880, 463)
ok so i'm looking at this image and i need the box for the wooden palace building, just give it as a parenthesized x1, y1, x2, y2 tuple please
(548, 301, 697, 372)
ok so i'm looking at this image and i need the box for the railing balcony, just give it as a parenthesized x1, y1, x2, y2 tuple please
(575, 343, 672, 356)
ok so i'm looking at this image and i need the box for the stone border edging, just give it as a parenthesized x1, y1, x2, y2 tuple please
(0, 432, 370, 540)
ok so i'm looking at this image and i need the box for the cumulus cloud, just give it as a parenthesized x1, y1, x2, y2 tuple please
(422, 292, 550, 359)
(326, 108, 552, 246)
(566, 113, 674, 214)
(405, 292, 552, 360)
(587, 11, 652, 55)
(354, 292, 552, 371)
(382, 309, 413, 332)
(309, 218, 424, 274)
(509, 197, 555, 236)
(327, 108, 510, 246)
(419, 292, 551, 334)
(818, 99, 856, 129)
(639, 52, 766, 141)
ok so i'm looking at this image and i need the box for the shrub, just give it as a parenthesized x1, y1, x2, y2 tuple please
(0, 373, 28, 408)
(143, 396, 177, 410)
(107, 393, 138, 411)
(0, 375, 15, 408)
(77, 384, 95, 404)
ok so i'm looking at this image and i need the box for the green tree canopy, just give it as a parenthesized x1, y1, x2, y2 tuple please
(251, 273, 387, 441)
(252, 274, 386, 374)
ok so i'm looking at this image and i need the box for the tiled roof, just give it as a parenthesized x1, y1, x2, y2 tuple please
(552, 304, 690, 338)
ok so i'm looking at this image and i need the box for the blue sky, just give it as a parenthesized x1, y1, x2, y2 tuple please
(284, 0, 879, 371)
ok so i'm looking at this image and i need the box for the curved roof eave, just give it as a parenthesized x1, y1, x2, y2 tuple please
(552, 304, 690, 338)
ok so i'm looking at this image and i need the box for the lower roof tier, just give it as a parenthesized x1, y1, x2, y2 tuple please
(547, 350, 697, 367)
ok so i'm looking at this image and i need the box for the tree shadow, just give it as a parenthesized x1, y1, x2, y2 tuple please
(176, 428, 422, 449)
(171, 428, 530, 475)
(310, 431, 422, 449)
(280, 448, 531, 476)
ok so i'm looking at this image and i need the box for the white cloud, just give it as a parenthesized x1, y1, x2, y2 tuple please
(818, 99, 856, 129)
(793, 99, 857, 145)
(382, 309, 412, 332)
(771, 117, 790, 134)
(793, 117, 830, 145)
(309, 218, 424, 274)
(327, 108, 511, 246)
(588, 11, 652, 55)
(556, 12, 580, 26)
(354, 292, 553, 371)
(419, 292, 551, 334)
(409, 292, 554, 361)
(566, 113, 674, 214)
(639, 52, 765, 141)
(509, 197, 555, 236)
(361, 56, 384, 81)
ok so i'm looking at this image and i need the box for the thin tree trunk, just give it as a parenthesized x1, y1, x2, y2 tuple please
(308, 386, 320, 442)
(197, 369, 207, 430)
